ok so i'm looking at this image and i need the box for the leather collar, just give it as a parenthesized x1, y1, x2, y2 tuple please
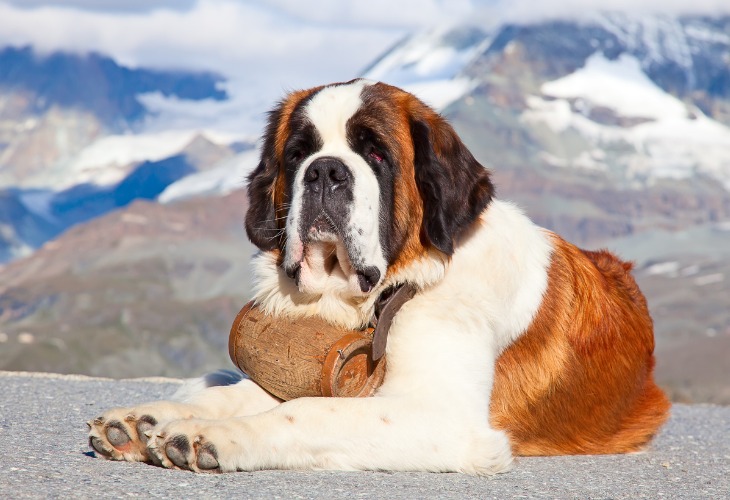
(370, 283, 417, 361)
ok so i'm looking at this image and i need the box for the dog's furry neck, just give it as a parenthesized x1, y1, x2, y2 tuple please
(250, 241, 449, 330)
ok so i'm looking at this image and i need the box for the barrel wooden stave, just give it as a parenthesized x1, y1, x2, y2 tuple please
(229, 302, 384, 401)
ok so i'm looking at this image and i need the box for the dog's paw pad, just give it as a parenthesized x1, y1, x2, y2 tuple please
(148, 424, 223, 472)
(195, 442, 219, 470)
(89, 435, 112, 457)
(165, 435, 191, 468)
(87, 410, 160, 462)
(135, 415, 157, 444)
(106, 421, 131, 447)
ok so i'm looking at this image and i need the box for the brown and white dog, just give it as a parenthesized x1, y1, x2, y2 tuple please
(88, 79, 670, 474)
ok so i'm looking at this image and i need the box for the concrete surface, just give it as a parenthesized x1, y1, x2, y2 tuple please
(0, 371, 728, 499)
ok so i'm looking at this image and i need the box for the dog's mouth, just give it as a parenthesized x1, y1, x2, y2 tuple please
(286, 215, 381, 295)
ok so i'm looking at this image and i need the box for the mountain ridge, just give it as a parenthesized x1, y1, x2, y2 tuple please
(0, 45, 228, 127)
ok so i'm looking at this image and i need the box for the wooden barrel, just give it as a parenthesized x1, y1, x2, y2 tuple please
(229, 302, 385, 401)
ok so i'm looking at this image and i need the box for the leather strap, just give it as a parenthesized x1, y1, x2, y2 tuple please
(370, 283, 417, 361)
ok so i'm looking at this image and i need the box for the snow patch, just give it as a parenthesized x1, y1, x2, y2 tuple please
(523, 52, 730, 189)
(541, 53, 687, 120)
(646, 261, 680, 277)
(158, 148, 259, 203)
(680, 265, 700, 277)
(694, 273, 724, 286)
(592, 13, 693, 72)
(137, 92, 262, 144)
(63, 131, 201, 188)
(71, 131, 197, 171)
(684, 24, 730, 44)
(401, 79, 476, 110)
(18, 190, 55, 220)
(525, 96, 575, 133)
(363, 28, 488, 110)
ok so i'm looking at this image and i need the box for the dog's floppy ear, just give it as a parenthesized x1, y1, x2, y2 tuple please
(245, 106, 283, 251)
(410, 117, 494, 255)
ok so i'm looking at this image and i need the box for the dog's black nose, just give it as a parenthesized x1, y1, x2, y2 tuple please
(304, 157, 350, 193)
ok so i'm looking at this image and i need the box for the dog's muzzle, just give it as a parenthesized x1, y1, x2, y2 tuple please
(300, 156, 353, 242)
(286, 156, 382, 294)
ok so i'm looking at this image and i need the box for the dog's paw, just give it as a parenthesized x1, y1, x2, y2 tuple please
(87, 402, 196, 462)
(146, 419, 232, 473)
(461, 428, 513, 476)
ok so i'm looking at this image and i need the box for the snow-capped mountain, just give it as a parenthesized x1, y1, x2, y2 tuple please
(0, 46, 227, 190)
(365, 14, 730, 191)
(0, 47, 237, 261)
(3, 13, 729, 261)
(362, 26, 489, 109)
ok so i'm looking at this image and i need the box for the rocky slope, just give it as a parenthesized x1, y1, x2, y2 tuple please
(1, 186, 728, 402)
(0, 190, 255, 378)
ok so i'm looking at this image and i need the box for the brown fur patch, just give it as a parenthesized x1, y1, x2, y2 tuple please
(273, 87, 322, 162)
(490, 234, 670, 455)
(272, 87, 323, 239)
(344, 84, 432, 275)
(355, 83, 460, 275)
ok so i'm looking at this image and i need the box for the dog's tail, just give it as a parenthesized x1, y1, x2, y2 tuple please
(171, 369, 247, 402)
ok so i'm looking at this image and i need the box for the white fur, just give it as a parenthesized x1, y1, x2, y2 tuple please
(284, 80, 388, 300)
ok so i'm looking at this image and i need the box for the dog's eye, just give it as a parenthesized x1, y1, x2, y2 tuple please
(368, 149, 384, 163)
(289, 149, 304, 163)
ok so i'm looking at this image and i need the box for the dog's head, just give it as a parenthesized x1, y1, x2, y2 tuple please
(246, 79, 493, 299)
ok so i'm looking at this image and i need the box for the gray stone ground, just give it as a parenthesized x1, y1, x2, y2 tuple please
(0, 371, 728, 499)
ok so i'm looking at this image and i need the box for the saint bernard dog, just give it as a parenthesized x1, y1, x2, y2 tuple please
(88, 79, 670, 474)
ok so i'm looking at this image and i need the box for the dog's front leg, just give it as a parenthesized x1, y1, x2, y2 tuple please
(146, 395, 512, 474)
(144, 297, 516, 474)
(88, 377, 280, 462)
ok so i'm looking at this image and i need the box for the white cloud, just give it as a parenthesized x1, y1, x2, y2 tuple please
(0, 1, 410, 91)
(2, 0, 196, 13)
(0, 1, 472, 76)
(253, 0, 475, 29)
(2, 1, 725, 76)
(474, 0, 730, 24)
(0, 0, 727, 139)
(0, 0, 414, 135)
